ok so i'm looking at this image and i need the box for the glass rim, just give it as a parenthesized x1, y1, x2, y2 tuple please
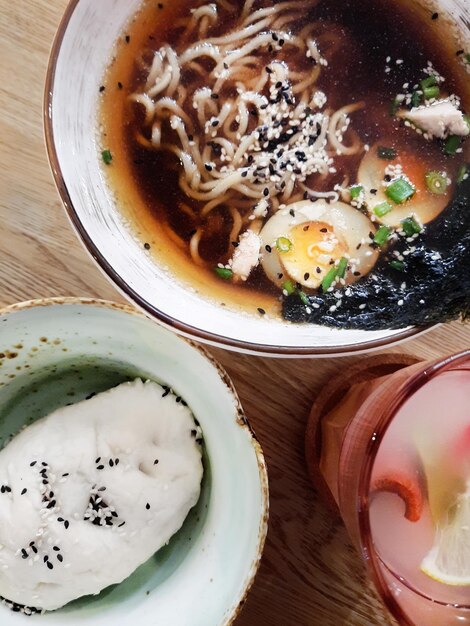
(356, 350, 470, 625)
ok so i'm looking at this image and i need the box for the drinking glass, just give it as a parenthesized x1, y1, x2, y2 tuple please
(307, 351, 470, 625)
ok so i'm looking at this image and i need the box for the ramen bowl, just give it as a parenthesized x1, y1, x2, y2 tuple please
(0, 298, 268, 625)
(44, 0, 470, 356)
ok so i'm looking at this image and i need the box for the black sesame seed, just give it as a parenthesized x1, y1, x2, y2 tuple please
(265, 244, 272, 253)
(154, 459, 159, 465)
(30, 461, 37, 467)
(125, 35, 130, 43)
(263, 188, 269, 197)
(304, 273, 310, 281)
(354, 271, 361, 277)
(257, 308, 266, 315)
(191, 429, 197, 437)
(320, 228, 328, 233)
(57, 555, 63, 563)
(117, 82, 123, 89)
(97, 465, 104, 471)
(21, 549, 28, 559)
(289, 209, 295, 217)
(53, 546, 60, 552)
(370, 189, 378, 195)
(241, 170, 248, 178)
(316, 267, 322, 274)
(98, 486, 106, 492)
(431, 11, 439, 19)
(204, 163, 213, 172)
(43, 556, 48, 563)
(32, 546, 38, 554)
(146, 503, 151, 510)
(47, 562, 53, 570)
(115, 458, 120, 465)
(266, 66, 273, 74)
(62, 473, 69, 477)
(99, 85, 105, 93)
(118, 521, 126, 527)
(58, 517, 64, 522)
(64, 521, 70, 530)
(95, 457, 101, 464)
(277, 273, 284, 279)
(144, 243, 151, 250)
(109, 460, 114, 468)
(211, 119, 219, 127)
(21, 488, 27, 495)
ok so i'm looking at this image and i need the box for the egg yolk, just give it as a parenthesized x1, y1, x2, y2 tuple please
(280, 221, 348, 289)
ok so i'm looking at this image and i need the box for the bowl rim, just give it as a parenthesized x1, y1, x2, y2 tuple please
(43, 0, 431, 356)
(0, 296, 269, 626)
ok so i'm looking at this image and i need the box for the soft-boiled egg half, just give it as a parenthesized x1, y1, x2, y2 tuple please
(259, 199, 379, 291)
(358, 142, 452, 228)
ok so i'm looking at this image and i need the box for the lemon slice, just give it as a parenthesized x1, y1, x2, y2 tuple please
(421, 486, 470, 586)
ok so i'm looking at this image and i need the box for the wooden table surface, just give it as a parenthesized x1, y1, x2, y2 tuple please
(1, 2, 470, 625)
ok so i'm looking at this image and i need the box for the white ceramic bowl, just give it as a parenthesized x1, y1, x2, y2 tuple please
(44, 0, 469, 356)
(0, 298, 268, 625)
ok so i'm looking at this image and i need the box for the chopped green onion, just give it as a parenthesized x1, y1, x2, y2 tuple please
(457, 164, 468, 184)
(374, 201, 393, 217)
(444, 135, 461, 156)
(425, 171, 448, 195)
(101, 149, 113, 165)
(337, 257, 348, 279)
(282, 280, 296, 295)
(385, 178, 415, 204)
(276, 237, 293, 253)
(377, 146, 397, 160)
(298, 291, 309, 306)
(389, 260, 405, 271)
(464, 114, 470, 131)
(373, 225, 392, 246)
(321, 266, 339, 292)
(423, 85, 440, 100)
(411, 91, 422, 108)
(420, 75, 438, 90)
(214, 267, 233, 280)
(401, 216, 422, 237)
(350, 185, 364, 199)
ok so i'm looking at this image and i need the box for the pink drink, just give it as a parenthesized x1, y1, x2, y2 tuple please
(370, 368, 470, 625)
(307, 352, 470, 626)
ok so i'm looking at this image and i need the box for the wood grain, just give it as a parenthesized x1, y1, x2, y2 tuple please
(1, 2, 469, 625)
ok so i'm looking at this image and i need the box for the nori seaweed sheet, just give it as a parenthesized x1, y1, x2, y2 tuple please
(283, 168, 470, 330)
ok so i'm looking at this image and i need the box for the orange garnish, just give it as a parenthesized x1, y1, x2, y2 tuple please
(372, 473, 424, 522)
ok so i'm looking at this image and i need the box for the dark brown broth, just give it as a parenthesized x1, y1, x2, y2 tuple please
(101, 0, 468, 314)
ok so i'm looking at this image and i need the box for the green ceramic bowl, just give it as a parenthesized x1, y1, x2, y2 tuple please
(0, 298, 268, 625)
